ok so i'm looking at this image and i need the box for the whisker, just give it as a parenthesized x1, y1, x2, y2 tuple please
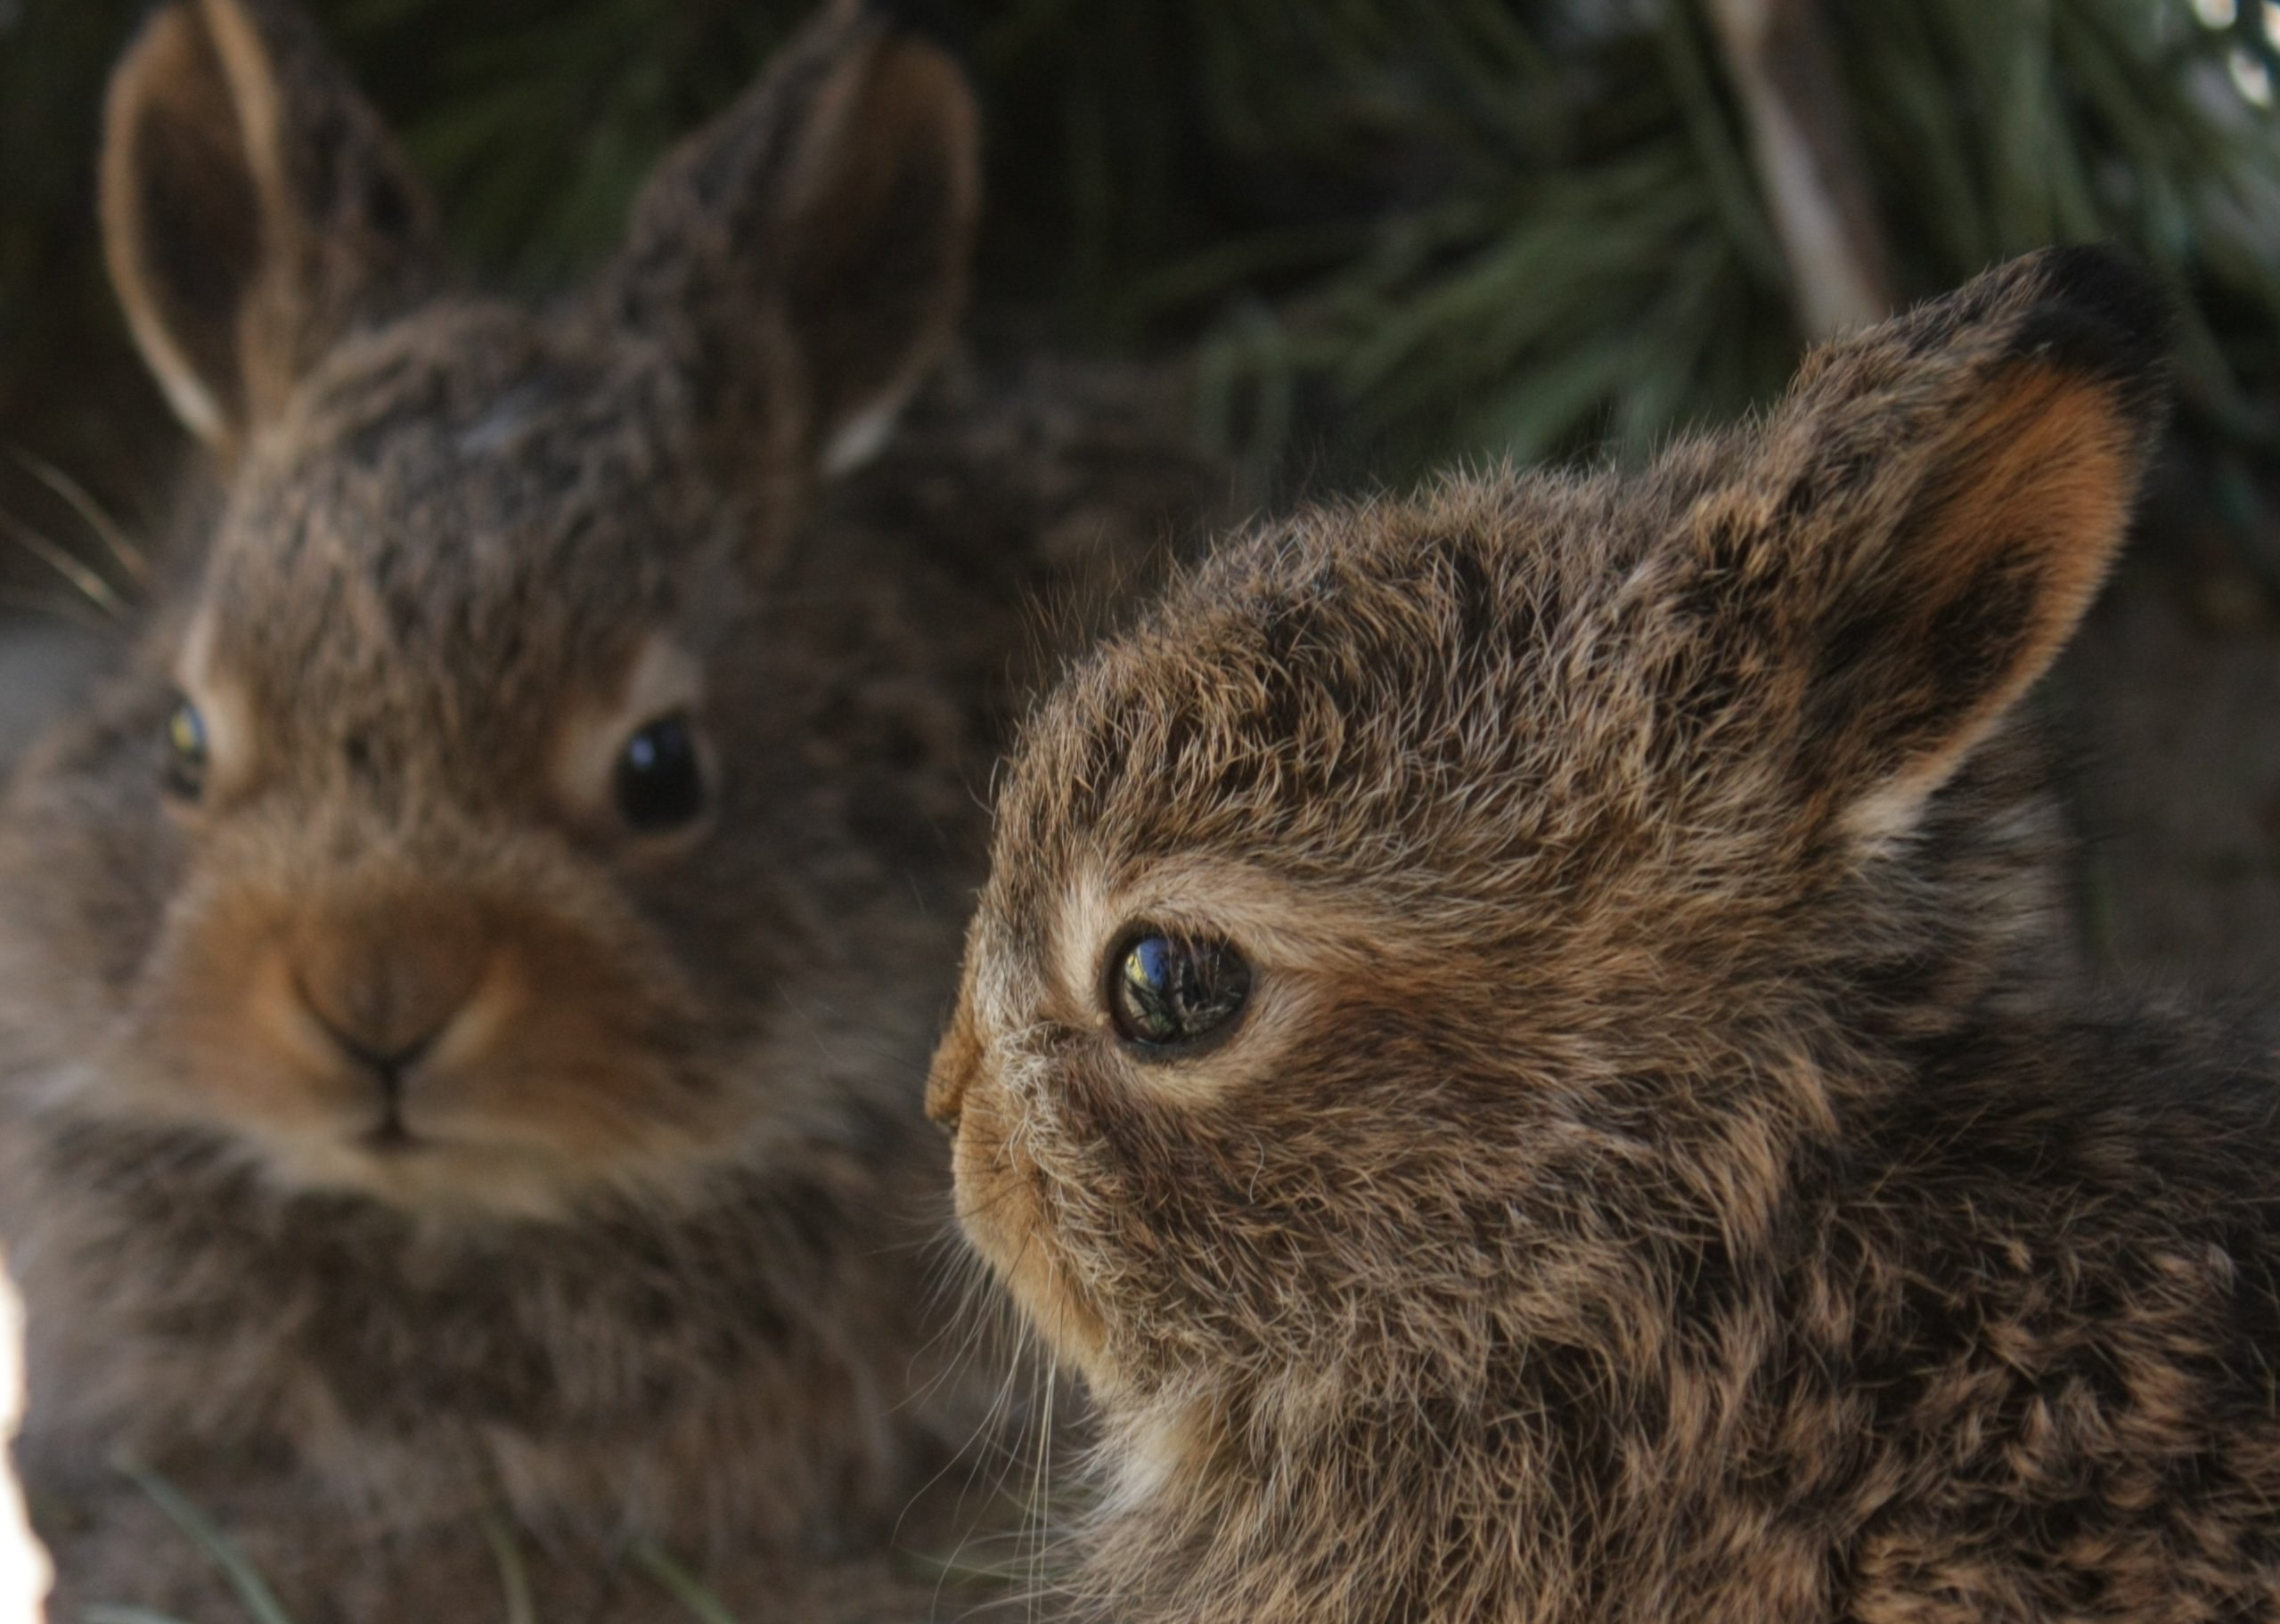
(4, 446, 151, 587)
(901, 1241, 1069, 1610)
(0, 511, 125, 621)
(1022, 1313, 1062, 1621)
(0, 590, 118, 638)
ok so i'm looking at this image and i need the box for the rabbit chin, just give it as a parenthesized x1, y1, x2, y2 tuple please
(255, 1117, 673, 1221)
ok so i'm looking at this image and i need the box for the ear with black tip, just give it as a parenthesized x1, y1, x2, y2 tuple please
(602, 0, 982, 481)
(100, 0, 445, 453)
(1704, 246, 2171, 841)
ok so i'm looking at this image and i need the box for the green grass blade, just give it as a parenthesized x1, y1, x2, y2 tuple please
(630, 1543, 741, 1624)
(478, 1508, 535, 1624)
(117, 1462, 296, 1624)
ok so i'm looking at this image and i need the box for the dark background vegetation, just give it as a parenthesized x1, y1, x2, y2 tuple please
(1, 0, 2277, 997)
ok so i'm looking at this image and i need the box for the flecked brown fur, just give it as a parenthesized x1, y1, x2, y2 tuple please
(935, 248, 2280, 1623)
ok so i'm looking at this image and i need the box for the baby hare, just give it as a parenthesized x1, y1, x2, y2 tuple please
(932, 247, 2280, 1623)
(0, 0, 1206, 1609)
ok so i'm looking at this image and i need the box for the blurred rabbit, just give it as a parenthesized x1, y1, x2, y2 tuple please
(933, 248, 2280, 1622)
(0, 0, 1214, 1614)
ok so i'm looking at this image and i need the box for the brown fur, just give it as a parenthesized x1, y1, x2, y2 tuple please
(935, 249, 2280, 1622)
(1, 1, 1218, 1616)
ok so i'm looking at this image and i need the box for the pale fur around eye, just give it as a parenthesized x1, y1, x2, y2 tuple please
(168, 607, 257, 805)
(1046, 857, 1377, 1106)
(551, 636, 711, 834)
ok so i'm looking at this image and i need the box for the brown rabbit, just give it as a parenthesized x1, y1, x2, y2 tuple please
(0, 0, 1214, 1616)
(930, 247, 2280, 1623)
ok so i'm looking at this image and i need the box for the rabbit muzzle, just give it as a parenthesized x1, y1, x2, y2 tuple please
(932, 996, 1126, 1386)
(277, 888, 489, 1149)
(109, 825, 724, 1220)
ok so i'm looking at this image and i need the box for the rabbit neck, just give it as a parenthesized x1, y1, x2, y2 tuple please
(5, 1112, 952, 1550)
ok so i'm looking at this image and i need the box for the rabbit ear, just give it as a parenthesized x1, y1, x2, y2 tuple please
(99, 0, 445, 453)
(602, 1, 981, 480)
(1702, 246, 2170, 842)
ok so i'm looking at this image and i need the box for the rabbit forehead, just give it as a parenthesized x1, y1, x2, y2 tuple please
(1001, 474, 1647, 901)
(224, 306, 716, 587)
(188, 311, 740, 748)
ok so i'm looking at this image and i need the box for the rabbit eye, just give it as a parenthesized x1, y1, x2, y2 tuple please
(163, 696, 208, 802)
(615, 712, 707, 832)
(1106, 928, 1252, 1055)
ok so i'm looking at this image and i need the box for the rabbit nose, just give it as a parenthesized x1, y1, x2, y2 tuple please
(302, 1008, 437, 1095)
(291, 902, 487, 1089)
(926, 1008, 985, 1134)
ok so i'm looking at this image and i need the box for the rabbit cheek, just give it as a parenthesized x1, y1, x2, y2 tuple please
(126, 910, 372, 1149)
(428, 940, 715, 1180)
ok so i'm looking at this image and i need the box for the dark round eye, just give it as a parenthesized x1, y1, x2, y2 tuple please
(614, 712, 708, 832)
(1106, 928, 1252, 1055)
(163, 695, 208, 802)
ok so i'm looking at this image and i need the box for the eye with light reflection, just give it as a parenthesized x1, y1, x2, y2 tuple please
(614, 712, 707, 833)
(1105, 927, 1252, 1057)
(163, 695, 208, 803)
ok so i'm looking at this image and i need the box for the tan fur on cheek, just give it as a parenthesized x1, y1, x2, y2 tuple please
(419, 910, 723, 1171)
(118, 887, 367, 1143)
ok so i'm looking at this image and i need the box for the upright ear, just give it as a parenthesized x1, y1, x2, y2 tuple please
(1697, 246, 2170, 842)
(601, 1, 982, 479)
(100, 0, 445, 453)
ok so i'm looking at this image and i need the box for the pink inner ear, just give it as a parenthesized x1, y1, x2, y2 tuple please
(1839, 365, 2137, 841)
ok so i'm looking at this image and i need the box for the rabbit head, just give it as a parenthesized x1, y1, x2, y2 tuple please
(2, 0, 979, 1222)
(931, 248, 2168, 1516)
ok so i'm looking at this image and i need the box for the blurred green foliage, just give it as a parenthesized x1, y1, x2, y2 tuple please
(3, 0, 2279, 505)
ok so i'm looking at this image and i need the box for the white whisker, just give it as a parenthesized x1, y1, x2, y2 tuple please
(0, 512, 125, 622)
(4, 447, 151, 588)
